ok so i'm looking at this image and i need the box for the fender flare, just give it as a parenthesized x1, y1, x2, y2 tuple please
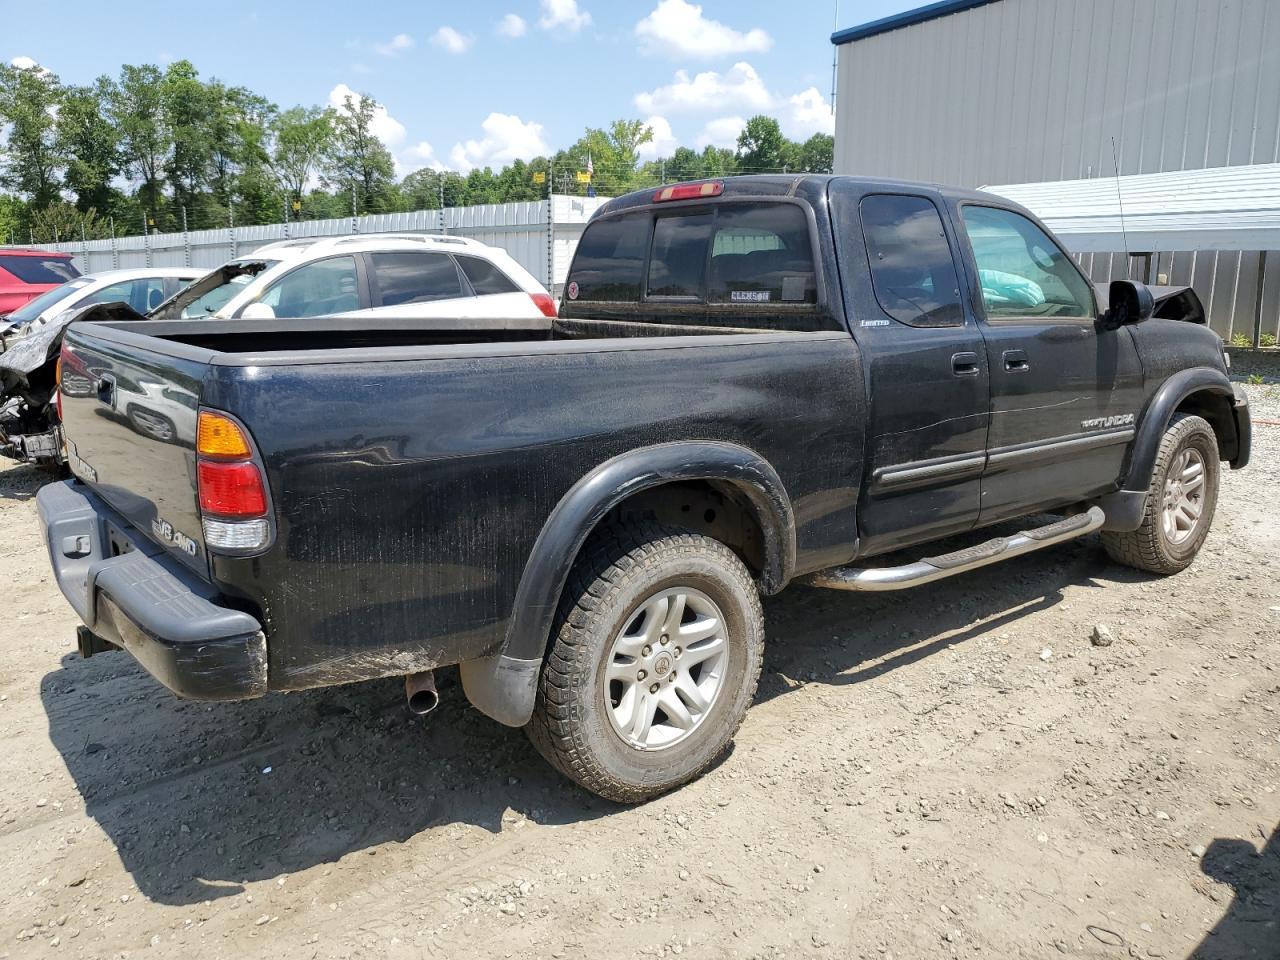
(461, 440, 795, 727)
(1099, 366, 1235, 531)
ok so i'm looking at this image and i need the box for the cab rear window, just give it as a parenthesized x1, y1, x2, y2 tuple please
(567, 202, 817, 308)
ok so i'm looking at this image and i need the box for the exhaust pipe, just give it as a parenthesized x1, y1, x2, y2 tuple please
(405, 671, 439, 715)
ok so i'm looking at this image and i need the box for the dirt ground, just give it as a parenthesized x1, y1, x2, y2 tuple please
(1, 385, 1277, 960)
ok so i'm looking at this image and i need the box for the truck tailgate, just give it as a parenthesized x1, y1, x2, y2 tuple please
(60, 326, 210, 577)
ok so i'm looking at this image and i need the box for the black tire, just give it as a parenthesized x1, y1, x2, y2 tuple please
(525, 521, 764, 803)
(1102, 413, 1219, 575)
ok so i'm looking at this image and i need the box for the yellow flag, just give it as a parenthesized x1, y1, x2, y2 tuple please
(532, 171, 546, 185)
(575, 171, 592, 183)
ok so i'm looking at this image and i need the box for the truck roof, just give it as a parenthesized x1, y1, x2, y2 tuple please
(598, 174, 1006, 216)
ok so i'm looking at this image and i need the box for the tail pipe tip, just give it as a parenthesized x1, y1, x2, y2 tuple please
(405, 671, 439, 715)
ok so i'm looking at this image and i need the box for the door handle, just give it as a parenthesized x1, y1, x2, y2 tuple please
(1003, 349, 1030, 372)
(96, 374, 116, 407)
(951, 352, 981, 377)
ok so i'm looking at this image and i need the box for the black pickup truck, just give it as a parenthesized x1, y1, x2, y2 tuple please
(37, 175, 1251, 802)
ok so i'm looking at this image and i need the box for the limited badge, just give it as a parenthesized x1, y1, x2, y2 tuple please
(566, 281, 579, 300)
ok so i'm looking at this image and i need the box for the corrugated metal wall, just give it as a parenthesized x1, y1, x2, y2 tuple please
(834, 0, 1280, 338)
(37, 196, 610, 295)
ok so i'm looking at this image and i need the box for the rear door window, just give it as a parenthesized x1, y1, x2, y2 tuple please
(0, 255, 79, 284)
(457, 256, 520, 295)
(707, 204, 816, 305)
(370, 252, 466, 306)
(259, 256, 360, 317)
(861, 195, 964, 327)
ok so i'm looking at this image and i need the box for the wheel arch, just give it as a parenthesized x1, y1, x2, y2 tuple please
(1100, 366, 1237, 531)
(461, 441, 795, 727)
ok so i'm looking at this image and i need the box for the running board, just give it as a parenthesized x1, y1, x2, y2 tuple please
(803, 506, 1106, 592)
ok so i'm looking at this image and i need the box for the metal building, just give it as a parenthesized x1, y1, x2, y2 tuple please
(832, 0, 1280, 340)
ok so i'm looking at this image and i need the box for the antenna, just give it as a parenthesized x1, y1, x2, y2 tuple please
(1110, 136, 1130, 263)
(830, 1, 840, 115)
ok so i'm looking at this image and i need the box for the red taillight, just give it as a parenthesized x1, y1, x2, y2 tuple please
(198, 459, 267, 517)
(529, 292, 557, 318)
(653, 181, 723, 203)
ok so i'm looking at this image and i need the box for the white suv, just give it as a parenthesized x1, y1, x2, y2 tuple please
(156, 234, 556, 322)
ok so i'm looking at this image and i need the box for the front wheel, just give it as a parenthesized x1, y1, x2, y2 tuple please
(1102, 413, 1219, 574)
(525, 522, 764, 803)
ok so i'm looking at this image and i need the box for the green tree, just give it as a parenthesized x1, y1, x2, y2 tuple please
(57, 78, 121, 213)
(324, 92, 395, 214)
(699, 145, 738, 177)
(799, 133, 834, 173)
(160, 60, 214, 214)
(109, 64, 168, 218)
(0, 60, 63, 208)
(665, 146, 702, 182)
(0, 194, 26, 244)
(736, 115, 786, 173)
(28, 201, 109, 244)
(271, 106, 335, 207)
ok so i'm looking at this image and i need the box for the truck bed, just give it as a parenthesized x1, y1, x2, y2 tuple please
(58, 312, 863, 691)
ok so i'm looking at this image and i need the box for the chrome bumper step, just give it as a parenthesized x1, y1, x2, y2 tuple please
(802, 506, 1106, 592)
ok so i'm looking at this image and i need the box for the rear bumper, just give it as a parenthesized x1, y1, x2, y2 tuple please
(36, 480, 267, 700)
(1230, 384, 1251, 469)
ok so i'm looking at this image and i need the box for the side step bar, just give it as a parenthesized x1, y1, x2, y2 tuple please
(803, 506, 1106, 592)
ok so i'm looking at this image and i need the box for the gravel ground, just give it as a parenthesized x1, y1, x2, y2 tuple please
(0, 384, 1276, 960)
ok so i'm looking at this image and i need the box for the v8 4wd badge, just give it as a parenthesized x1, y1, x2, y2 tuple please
(152, 518, 199, 557)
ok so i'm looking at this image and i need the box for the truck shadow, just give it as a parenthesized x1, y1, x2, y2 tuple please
(1189, 825, 1279, 959)
(754, 529, 1137, 704)
(0, 461, 52, 502)
(40, 527, 1147, 906)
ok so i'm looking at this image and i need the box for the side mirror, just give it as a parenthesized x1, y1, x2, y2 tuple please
(1103, 280, 1154, 330)
(241, 301, 276, 320)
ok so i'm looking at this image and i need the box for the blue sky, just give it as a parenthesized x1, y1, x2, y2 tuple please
(5, 0, 920, 175)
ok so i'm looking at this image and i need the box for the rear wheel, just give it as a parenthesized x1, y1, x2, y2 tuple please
(1102, 413, 1219, 574)
(526, 522, 764, 803)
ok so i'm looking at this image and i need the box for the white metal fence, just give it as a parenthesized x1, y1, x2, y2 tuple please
(35, 195, 611, 296)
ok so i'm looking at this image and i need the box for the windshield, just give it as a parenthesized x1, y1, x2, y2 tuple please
(3, 278, 93, 325)
(156, 259, 279, 319)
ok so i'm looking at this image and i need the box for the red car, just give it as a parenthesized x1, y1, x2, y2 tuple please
(0, 249, 80, 316)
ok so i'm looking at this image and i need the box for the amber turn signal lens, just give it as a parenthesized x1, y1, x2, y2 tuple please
(197, 411, 252, 458)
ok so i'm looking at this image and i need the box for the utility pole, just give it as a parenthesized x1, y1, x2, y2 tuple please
(546, 159, 554, 296)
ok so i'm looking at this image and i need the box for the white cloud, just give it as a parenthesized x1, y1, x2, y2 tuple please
(782, 87, 835, 139)
(695, 116, 745, 149)
(635, 0, 772, 59)
(431, 26, 473, 54)
(449, 113, 551, 171)
(399, 141, 446, 175)
(496, 13, 527, 37)
(636, 116, 678, 160)
(327, 84, 406, 148)
(539, 0, 592, 33)
(9, 55, 38, 69)
(375, 33, 415, 56)
(634, 61, 771, 115)
(635, 64, 834, 143)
